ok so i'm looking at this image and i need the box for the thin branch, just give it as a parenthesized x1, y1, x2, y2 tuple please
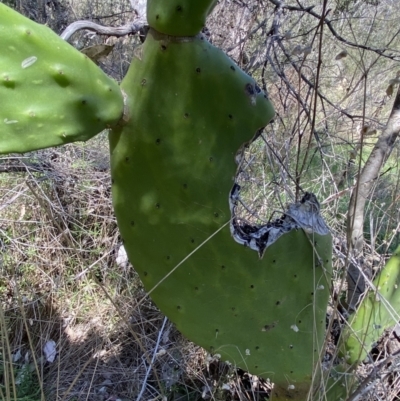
(277, 38, 377, 122)
(267, 0, 400, 61)
(226, 18, 267, 53)
(60, 19, 146, 41)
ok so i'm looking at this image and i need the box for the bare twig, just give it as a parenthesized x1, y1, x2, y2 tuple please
(267, 0, 400, 61)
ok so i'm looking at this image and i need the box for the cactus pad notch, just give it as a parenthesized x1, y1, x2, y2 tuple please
(110, 29, 332, 400)
(0, 3, 124, 154)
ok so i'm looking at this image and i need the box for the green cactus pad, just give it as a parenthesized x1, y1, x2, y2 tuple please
(110, 29, 331, 399)
(147, 0, 217, 36)
(0, 3, 124, 154)
(340, 245, 400, 364)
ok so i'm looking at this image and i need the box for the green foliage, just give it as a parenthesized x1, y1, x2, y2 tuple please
(0, 3, 124, 154)
(339, 245, 400, 364)
(0, 356, 41, 401)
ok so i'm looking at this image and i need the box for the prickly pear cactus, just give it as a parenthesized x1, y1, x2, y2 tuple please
(109, 27, 332, 400)
(0, 3, 124, 154)
(340, 245, 400, 364)
(0, 2, 334, 398)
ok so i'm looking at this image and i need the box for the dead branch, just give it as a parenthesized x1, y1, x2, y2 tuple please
(347, 85, 400, 254)
(60, 19, 146, 41)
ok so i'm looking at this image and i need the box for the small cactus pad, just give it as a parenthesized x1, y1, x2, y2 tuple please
(0, 3, 124, 154)
(147, 0, 217, 36)
(340, 245, 400, 364)
(110, 29, 332, 399)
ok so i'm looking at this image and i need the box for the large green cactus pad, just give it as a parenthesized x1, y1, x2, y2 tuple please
(147, 0, 217, 36)
(340, 245, 400, 364)
(110, 29, 332, 399)
(0, 3, 124, 154)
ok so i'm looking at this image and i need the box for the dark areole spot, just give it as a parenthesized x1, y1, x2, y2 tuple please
(245, 83, 255, 95)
